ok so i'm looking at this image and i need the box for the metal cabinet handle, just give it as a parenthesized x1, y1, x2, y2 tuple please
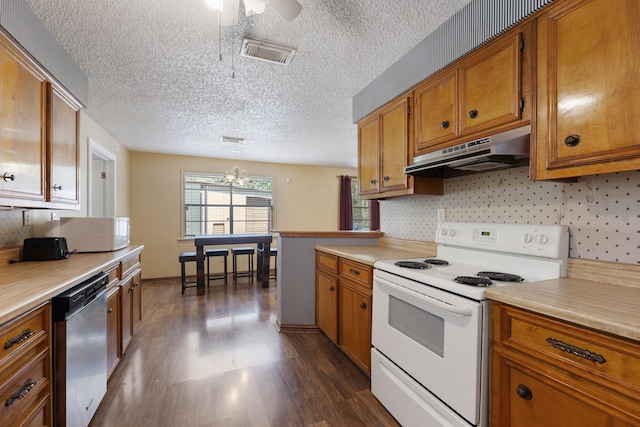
(4, 328, 35, 350)
(360, 302, 367, 310)
(468, 109, 478, 119)
(564, 134, 581, 147)
(2, 173, 15, 182)
(348, 268, 360, 276)
(441, 120, 450, 129)
(107, 308, 113, 314)
(5, 379, 36, 407)
(546, 337, 606, 363)
(53, 184, 62, 191)
(383, 176, 390, 182)
(370, 178, 377, 185)
(329, 286, 335, 292)
(516, 384, 532, 400)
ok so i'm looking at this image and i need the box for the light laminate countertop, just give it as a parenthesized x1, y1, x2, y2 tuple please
(314, 245, 434, 266)
(485, 278, 640, 342)
(0, 245, 144, 325)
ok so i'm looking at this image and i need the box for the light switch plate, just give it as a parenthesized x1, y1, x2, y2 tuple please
(437, 208, 446, 223)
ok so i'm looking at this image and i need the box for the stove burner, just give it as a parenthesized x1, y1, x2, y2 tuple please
(395, 261, 431, 269)
(423, 258, 450, 266)
(477, 271, 525, 282)
(453, 276, 494, 287)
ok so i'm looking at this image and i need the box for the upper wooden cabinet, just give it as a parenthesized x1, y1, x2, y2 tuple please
(358, 93, 443, 199)
(414, 70, 458, 151)
(0, 35, 47, 203)
(0, 30, 80, 209)
(459, 31, 524, 136)
(533, 0, 640, 179)
(415, 24, 532, 156)
(47, 84, 79, 205)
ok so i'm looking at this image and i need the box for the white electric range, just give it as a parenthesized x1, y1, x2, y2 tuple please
(371, 221, 569, 427)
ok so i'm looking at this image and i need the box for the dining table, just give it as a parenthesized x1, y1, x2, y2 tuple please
(194, 233, 273, 295)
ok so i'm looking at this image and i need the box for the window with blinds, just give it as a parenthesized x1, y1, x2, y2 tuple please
(183, 172, 273, 237)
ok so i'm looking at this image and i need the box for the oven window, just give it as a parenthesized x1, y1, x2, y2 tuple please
(389, 295, 445, 357)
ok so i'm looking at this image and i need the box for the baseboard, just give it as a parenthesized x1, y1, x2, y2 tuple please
(274, 319, 320, 333)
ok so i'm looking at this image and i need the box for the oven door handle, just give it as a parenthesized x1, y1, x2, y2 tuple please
(375, 276, 473, 317)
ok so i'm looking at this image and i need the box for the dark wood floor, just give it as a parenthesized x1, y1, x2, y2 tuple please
(89, 276, 400, 427)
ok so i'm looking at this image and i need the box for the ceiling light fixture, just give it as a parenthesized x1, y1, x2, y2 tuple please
(220, 149, 252, 185)
(205, 0, 302, 26)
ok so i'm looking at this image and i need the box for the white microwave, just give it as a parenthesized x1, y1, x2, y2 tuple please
(48, 217, 130, 252)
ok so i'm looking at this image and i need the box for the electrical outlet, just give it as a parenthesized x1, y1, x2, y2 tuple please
(51, 212, 59, 221)
(22, 211, 31, 226)
(437, 208, 446, 223)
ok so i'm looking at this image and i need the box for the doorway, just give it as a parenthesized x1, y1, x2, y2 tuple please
(88, 138, 116, 217)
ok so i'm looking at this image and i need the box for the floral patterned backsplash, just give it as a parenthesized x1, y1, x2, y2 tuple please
(380, 167, 639, 265)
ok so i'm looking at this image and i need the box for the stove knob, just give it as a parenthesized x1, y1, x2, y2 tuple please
(521, 233, 532, 244)
(449, 229, 456, 237)
(537, 234, 548, 244)
(441, 229, 447, 236)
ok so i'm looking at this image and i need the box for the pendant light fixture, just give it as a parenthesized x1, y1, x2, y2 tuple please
(219, 138, 252, 185)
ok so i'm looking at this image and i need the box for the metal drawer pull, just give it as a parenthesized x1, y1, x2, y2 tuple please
(348, 269, 360, 276)
(5, 378, 36, 407)
(2, 173, 15, 182)
(546, 338, 606, 364)
(4, 328, 35, 350)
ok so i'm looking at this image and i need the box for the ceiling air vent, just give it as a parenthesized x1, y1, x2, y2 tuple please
(240, 38, 296, 65)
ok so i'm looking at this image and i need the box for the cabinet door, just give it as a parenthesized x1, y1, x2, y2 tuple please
(460, 31, 522, 136)
(47, 85, 79, 205)
(534, 0, 640, 179)
(120, 276, 133, 354)
(316, 270, 338, 342)
(131, 270, 142, 333)
(0, 39, 46, 202)
(493, 355, 633, 427)
(414, 70, 458, 153)
(379, 95, 411, 193)
(358, 115, 380, 196)
(339, 281, 371, 373)
(106, 287, 120, 378)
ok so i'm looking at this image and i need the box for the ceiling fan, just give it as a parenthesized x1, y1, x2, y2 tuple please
(205, 0, 302, 26)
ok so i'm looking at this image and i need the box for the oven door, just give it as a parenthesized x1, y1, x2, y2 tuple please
(372, 269, 484, 425)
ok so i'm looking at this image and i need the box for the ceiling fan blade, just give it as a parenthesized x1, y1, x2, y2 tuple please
(268, 0, 302, 22)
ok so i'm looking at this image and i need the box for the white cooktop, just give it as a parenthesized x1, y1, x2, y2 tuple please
(374, 222, 570, 300)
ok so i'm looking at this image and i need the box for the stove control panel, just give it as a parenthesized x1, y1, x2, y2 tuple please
(436, 222, 570, 260)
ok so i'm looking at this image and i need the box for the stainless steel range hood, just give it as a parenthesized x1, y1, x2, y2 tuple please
(405, 125, 531, 177)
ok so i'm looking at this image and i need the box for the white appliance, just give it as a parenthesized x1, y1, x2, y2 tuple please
(49, 217, 130, 252)
(371, 221, 569, 427)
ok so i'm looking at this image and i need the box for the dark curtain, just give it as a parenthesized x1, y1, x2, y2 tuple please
(369, 199, 380, 231)
(339, 175, 353, 230)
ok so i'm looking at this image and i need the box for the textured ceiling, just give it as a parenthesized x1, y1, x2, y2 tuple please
(23, 0, 471, 167)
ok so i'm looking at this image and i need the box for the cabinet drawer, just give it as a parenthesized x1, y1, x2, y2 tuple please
(316, 251, 338, 275)
(121, 253, 141, 279)
(105, 263, 121, 289)
(0, 349, 48, 424)
(0, 304, 49, 366)
(339, 259, 372, 289)
(498, 305, 640, 391)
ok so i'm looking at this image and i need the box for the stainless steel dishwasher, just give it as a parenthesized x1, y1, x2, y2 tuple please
(52, 272, 109, 427)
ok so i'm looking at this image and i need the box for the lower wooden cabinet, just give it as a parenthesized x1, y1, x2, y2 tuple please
(106, 251, 143, 379)
(106, 286, 120, 378)
(339, 280, 372, 373)
(315, 250, 373, 374)
(491, 302, 640, 426)
(316, 269, 338, 342)
(0, 303, 51, 427)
